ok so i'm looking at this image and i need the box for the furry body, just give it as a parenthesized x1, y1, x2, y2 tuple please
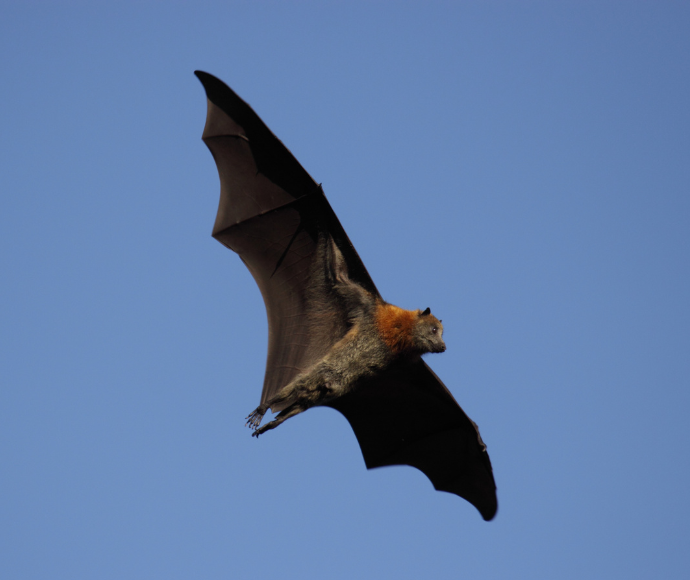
(247, 238, 445, 437)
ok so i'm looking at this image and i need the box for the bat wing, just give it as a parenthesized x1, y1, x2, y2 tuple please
(328, 359, 497, 520)
(196, 72, 497, 519)
(195, 71, 378, 410)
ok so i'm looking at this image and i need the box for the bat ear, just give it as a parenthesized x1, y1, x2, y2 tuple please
(421, 307, 431, 316)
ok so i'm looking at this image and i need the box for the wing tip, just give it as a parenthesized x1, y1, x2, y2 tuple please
(435, 480, 497, 521)
(479, 498, 498, 521)
(364, 459, 498, 521)
(193, 69, 211, 86)
(193, 70, 231, 106)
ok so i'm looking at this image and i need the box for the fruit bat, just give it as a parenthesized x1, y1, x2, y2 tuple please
(194, 71, 497, 521)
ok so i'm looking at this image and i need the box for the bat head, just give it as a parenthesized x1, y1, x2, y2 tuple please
(413, 308, 446, 354)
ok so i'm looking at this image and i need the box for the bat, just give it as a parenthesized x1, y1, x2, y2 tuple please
(194, 71, 497, 520)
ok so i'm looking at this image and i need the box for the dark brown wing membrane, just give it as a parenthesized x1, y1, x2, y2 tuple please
(195, 71, 377, 408)
(329, 360, 497, 520)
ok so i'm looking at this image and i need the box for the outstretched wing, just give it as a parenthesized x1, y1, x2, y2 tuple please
(195, 71, 377, 410)
(195, 71, 497, 519)
(328, 360, 497, 520)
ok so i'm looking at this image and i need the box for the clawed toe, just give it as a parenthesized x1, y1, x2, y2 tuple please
(245, 407, 266, 430)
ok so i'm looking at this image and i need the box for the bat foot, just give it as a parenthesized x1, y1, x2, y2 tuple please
(245, 406, 266, 430)
(251, 421, 274, 437)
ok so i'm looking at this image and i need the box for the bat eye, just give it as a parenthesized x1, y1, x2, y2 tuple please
(432, 327, 438, 334)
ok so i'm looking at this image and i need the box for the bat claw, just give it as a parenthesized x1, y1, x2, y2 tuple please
(252, 424, 269, 438)
(245, 406, 266, 430)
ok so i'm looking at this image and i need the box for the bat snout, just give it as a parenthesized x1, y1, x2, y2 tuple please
(432, 340, 446, 354)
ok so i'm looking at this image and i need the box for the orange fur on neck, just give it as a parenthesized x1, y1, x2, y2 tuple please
(375, 302, 419, 354)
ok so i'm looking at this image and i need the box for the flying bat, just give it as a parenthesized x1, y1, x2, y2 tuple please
(194, 71, 498, 520)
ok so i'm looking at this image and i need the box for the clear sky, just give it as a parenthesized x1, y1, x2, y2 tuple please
(2, 2, 689, 579)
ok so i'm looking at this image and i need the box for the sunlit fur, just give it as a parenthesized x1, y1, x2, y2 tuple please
(375, 304, 419, 354)
(375, 304, 444, 355)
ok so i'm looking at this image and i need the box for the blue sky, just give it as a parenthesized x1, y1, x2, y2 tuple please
(2, 2, 689, 578)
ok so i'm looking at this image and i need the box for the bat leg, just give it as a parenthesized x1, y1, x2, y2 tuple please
(251, 402, 307, 438)
(245, 387, 295, 430)
(246, 381, 305, 432)
(245, 405, 268, 430)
